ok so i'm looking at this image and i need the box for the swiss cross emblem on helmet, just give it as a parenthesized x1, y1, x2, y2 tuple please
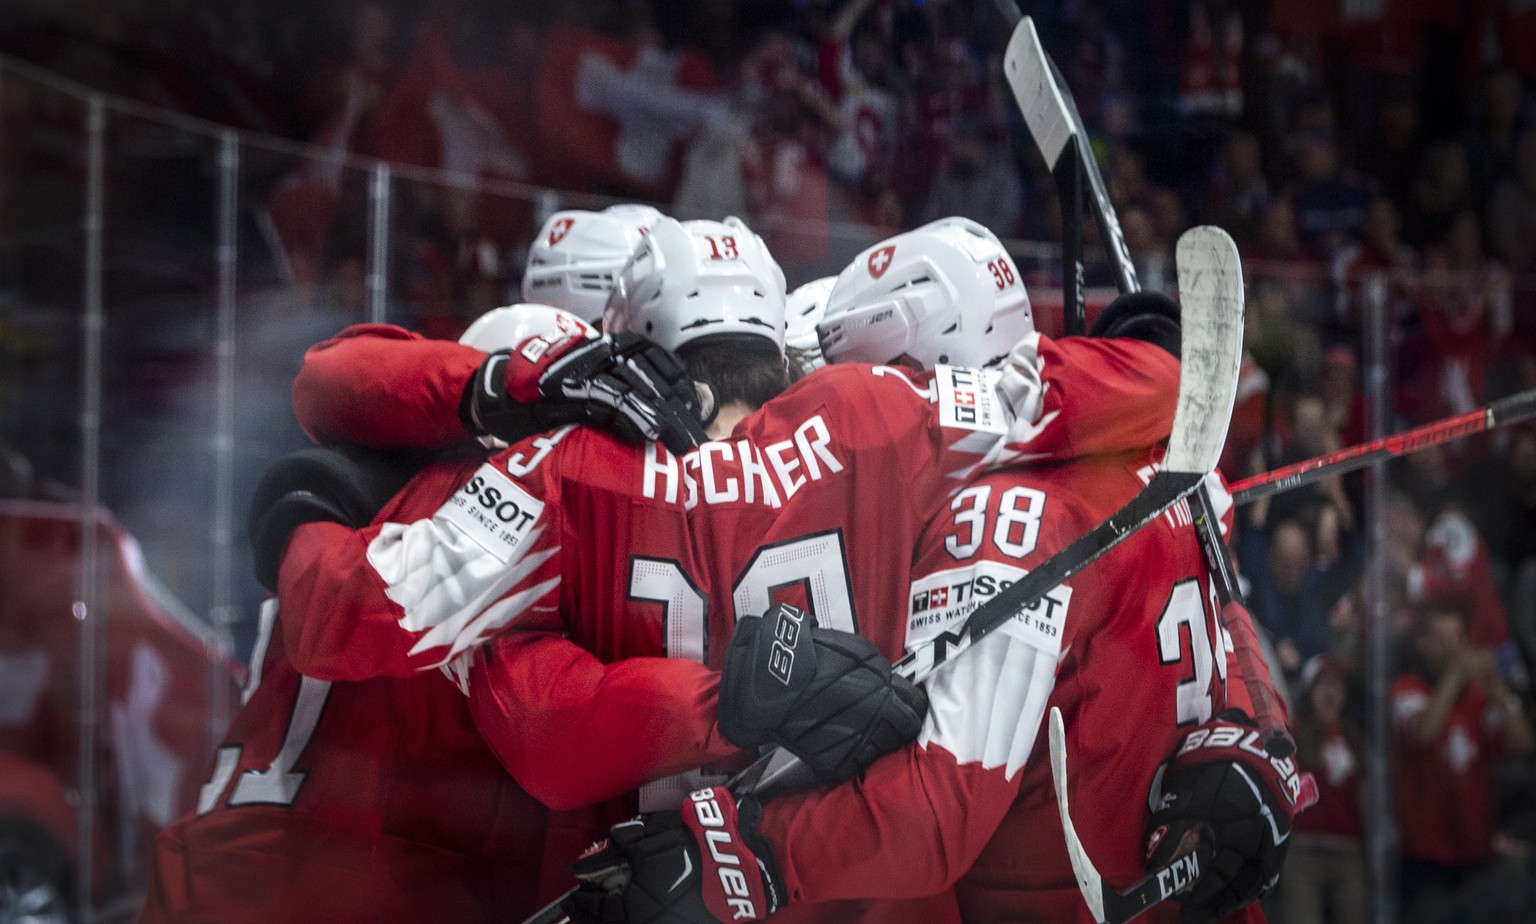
(549, 217, 575, 246)
(868, 245, 896, 279)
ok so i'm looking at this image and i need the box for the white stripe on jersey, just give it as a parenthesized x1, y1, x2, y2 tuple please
(365, 514, 560, 668)
(918, 623, 1062, 780)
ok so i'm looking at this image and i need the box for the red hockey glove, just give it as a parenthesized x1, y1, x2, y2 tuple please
(718, 603, 928, 782)
(1144, 710, 1319, 922)
(563, 786, 783, 924)
(460, 325, 708, 454)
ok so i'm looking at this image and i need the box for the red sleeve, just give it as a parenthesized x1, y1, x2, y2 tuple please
(469, 631, 745, 811)
(1018, 335, 1180, 460)
(277, 452, 564, 682)
(762, 742, 1020, 903)
(277, 520, 424, 680)
(1391, 675, 1431, 739)
(817, 37, 845, 100)
(293, 323, 484, 447)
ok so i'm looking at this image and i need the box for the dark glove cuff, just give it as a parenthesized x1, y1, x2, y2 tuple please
(734, 797, 785, 912)
(1090, 290, 1182, 357)
(458, 375, 486, 436)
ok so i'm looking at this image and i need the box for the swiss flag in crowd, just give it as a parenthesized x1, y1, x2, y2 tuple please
(371, 25, 532, 180)
(533, 25, 722, 198)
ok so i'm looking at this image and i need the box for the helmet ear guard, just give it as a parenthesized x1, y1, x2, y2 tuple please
(817, 216, 1033, 370)
(784, 276, 837, 374)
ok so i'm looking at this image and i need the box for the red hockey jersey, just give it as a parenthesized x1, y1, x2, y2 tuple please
(274, 327, 1181, 921)
(279, 334, 1179, 791)
(751, 450, 1268, 923)
(141, 592, 566, 923)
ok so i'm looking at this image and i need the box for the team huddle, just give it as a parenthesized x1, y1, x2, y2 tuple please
(141, 204, 1306, 923)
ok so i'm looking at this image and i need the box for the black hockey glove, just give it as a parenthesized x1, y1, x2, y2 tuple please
(563, 786, 784, 924)
(718, 603, 929, 783)
(1144, 710, 1318, 922)
(1090, 289, 1182, 357)
(247, 445, 417, 592)
(459, 333, 709, 454)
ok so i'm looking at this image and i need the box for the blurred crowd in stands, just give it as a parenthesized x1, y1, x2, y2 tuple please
(5, 1, 1536, 919)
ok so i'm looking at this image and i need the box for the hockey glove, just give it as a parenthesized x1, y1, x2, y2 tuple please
(563, 786, 783, 924)
(247, 445, 418, 592)
(1090, 290, 1182, 357)
(718, 603, 929, 783)
(1144, 710, 1319, 922)
(459, 329, 709, 454)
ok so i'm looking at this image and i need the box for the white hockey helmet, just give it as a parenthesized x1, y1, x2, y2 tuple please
(604, 215, 787, 354)
(521, 205, 662, 322)
(458, 303, 597, 449)
(784, 276, 837, 374)
(817, 216, 1033, 369)
(459, 303, 597, 352)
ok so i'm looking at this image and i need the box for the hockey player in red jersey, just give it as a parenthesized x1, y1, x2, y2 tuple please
(269, 216, 1187, 922)
(140, 304, 712, 923)
(566, 294, 1304, 924)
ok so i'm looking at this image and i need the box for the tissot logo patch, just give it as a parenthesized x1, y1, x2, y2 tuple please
(906, 561, 1069, 657)
(935, 366, 1007, 433)
(437, 463, 545, 563)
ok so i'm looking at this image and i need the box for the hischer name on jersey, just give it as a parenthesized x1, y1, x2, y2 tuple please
(642, 414, 845, 510)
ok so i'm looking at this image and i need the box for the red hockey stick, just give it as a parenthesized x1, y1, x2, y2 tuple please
(1229, 389, 1536, 506)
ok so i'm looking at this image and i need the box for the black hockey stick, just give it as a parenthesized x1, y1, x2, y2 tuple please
(1001, 15, 1137, 334)
(517, 229, 1243, 924)
(1003, 14, 1293, 760)
(1049, 707, 1209, 924)
(1228, 387, 1536, 505)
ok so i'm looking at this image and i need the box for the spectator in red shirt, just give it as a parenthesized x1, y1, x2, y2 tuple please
(1397, 210, 1513, 431)
(1410, 506, 1513, 652)
(1393, 605, 1533, 924)
(1282, 655, 1366, 924)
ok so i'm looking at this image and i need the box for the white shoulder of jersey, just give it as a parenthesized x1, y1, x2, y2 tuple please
(365, 461, 560, 673)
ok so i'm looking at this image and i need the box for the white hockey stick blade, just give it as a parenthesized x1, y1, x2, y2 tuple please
(1004, 18, 1075, 169)
(1050, 707, 1106, 923)
(1050, 707, 1208, 924)
(1165, 226, 1242, 474)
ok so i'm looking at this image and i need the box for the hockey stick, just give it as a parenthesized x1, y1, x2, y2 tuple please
(517, 233, 1242, 924)
(1228, 388, 1536, 506)
(1002, 15, 1138, 334)
(1004, 14, 1293, 760)
(1049, 707, 1208, 924)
